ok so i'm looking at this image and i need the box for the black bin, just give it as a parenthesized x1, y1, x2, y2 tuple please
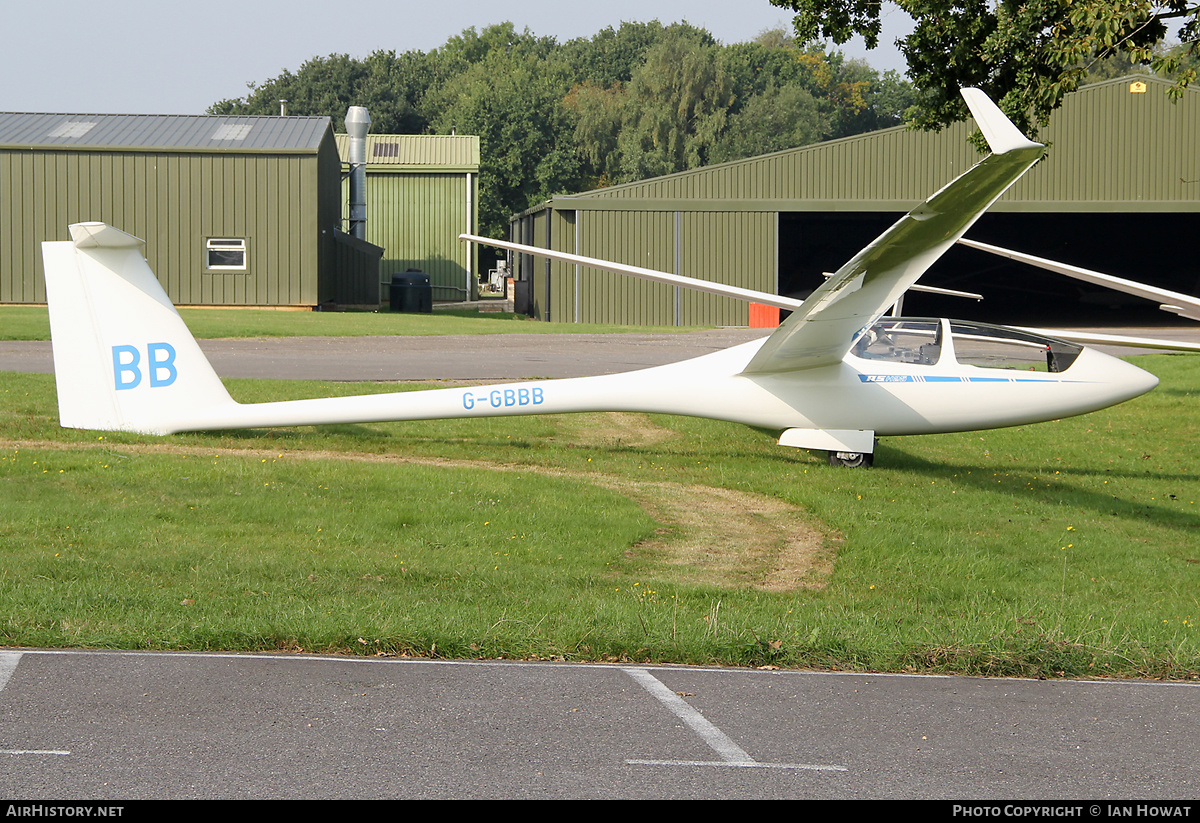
(391, 271, 432, 313)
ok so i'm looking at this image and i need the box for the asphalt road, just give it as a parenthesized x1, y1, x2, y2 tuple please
(4, 326, 1199, 382)
(2, 649, 1198, 800)
(0, 329, 772, 381)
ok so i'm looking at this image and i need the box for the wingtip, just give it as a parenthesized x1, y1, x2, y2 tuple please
(960, 88, 1043, 154)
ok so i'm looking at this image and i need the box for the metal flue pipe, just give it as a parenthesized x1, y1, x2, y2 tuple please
(345, 106, 371, 240)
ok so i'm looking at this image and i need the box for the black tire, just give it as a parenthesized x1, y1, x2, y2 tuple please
(828, 450, 874, 468)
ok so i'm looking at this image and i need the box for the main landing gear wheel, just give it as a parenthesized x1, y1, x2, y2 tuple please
(828, 450, 873, 468)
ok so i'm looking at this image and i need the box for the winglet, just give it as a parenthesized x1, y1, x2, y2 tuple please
(960, 88, 1041, 154)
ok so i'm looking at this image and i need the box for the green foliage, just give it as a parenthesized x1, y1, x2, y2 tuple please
(427, 48, 581, 235)
(771, 0, 1200, 135)
(615, 29, 735, 180)
(563, 81, 626, 187)
(559, 21, 715, 87)
(437, 22, 558, 66)
(1082, 39, 1200, 85)
(709, 84, 830, 163)
(210, 51, 433, 134)
(209, 20, 916, 231)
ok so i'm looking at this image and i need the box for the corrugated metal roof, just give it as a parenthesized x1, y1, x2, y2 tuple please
(335, 133, 480, 169)
(0, 112, 331, 152)
(549, 75, 1199, 211)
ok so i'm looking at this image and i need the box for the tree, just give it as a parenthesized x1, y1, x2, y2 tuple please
(559, 20, 715, 87)
(427, 48, 581, 235)
(769, 0, 1200, 134)
(206, 20, 921, 225)
(435, 22, 558, 70)
(615, 28, 736, 180)
(709, 84, 830, 162)
(720, 31, 917, 138)
(563, 80, 627, 187)
(207, 50, 433, 134)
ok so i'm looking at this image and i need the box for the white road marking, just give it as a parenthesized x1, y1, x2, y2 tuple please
(0, 651, 21, 692)
(622, 666, 847, 772)
(623, 666, 753, 763)
(0, 653, 69, 755)
(625, 759, 846, 770)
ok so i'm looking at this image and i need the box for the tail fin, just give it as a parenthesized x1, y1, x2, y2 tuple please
(42, 223, 236, 434)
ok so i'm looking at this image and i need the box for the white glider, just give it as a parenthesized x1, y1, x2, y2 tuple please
(41, 90, 1163, 466)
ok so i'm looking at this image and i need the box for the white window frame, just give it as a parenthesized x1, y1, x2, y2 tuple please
(206, 238, 248, 271)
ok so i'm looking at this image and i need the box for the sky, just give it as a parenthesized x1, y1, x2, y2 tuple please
(2, 0, 913, 115)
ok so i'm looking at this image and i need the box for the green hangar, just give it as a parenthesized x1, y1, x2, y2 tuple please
(509, 76, 1200, 327)
(0, 111, 343, 307)
(336, 132, 480, 305)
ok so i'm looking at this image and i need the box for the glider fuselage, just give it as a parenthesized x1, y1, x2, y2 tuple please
(140, 319, 1155, 441)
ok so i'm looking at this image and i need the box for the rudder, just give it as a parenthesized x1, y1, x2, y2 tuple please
(42, 223, 236, 434)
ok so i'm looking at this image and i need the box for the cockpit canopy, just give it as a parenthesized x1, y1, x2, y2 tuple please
(852, 317, 1083, 373)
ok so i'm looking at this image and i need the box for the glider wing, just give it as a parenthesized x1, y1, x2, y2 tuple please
(741, 90, 1044, 374)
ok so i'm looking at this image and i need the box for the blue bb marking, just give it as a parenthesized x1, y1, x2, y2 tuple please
(112, 343, 177, 390)
(148, 343, 177, 387)
(113, 345, 141, 390)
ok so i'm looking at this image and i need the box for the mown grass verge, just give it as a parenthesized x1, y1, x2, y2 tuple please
(2, 353, 1198, 679)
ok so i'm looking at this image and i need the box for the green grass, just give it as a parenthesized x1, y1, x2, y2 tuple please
(0, 305, 702, 340)
(2, 354, 1198, 678)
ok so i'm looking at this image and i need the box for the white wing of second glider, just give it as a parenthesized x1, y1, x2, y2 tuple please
(458, 235, 805, 311)
(959, 237, 1200, 322)
(1013, 326, 1200, 353)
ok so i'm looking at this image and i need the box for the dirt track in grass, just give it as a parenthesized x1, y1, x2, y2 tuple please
(4, 421, 841, 593)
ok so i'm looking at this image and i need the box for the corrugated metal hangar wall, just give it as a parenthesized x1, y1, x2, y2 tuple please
(511, 76, 1200, 326)
(0, 113, 341, 307)
(335, 133, 480, 304)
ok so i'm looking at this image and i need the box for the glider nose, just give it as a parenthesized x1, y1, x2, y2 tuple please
(1127, 362, 1160, 400)
(1074, 346, 1159, 405)
(1108, 351, 1159, 400)
(1128, 359, 1160, 396)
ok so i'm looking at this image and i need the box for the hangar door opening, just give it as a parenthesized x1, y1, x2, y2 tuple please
(779, 212, 1198, 325)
